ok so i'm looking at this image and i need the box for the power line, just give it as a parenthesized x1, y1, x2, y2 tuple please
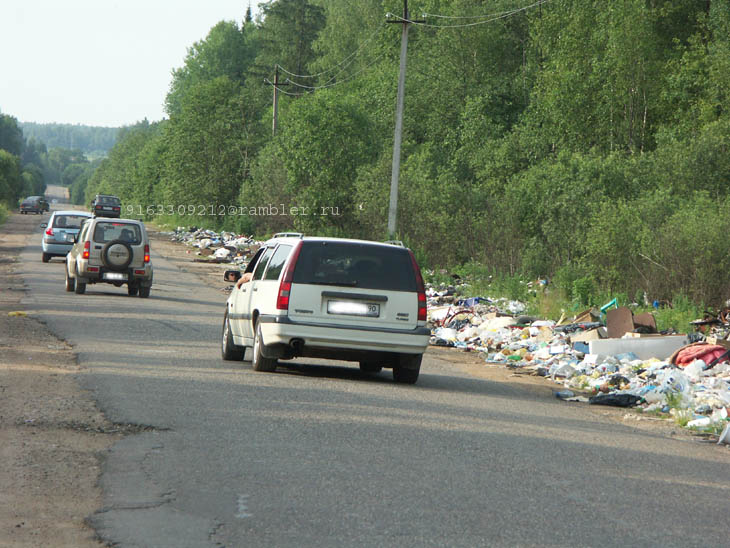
(284, 50, 388, 92)
(275, 21, 387, 80)
(389, 0, 550, 28)
(422, 1, 544, 19)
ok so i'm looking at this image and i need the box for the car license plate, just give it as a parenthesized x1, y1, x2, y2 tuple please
(103, 206, 112, 210)
(103, 272, 127, 281)
(327, 300, 380, 317)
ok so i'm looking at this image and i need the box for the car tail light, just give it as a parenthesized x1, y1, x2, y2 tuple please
(87, 266, 99, 272)
(134, 269, 145, 275)
(276, 241, 303, 310)
(82, 241, 90, 259)
(45, 227, 54, 236)
(144, 244, 150, 263)
(407, 250, 427, 322)
(113, 206, 120, 211)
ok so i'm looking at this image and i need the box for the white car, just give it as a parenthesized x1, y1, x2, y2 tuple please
(221, 234, 430, 383)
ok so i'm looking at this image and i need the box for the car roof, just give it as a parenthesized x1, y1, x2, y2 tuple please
(264, 234, 408, 249)
(52, 210, 93, 217)
(90, 217, 144, 226)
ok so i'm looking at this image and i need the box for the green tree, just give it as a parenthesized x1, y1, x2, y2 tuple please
(166, 21, 253, 117)
(0, 113, 24, 156)
(163, 77, 251, 227)
(0, 150, 23, 205)
(274, 91, 377, 233)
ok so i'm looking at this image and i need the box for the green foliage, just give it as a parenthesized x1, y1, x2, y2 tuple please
(166, 21, 252, 117)
(650, 294, 703, 334)
(0, 149, 22, 206)
(0, 203, 8, 225)
(0, 114, 24, 156)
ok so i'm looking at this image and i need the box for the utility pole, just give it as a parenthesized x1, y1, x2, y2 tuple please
(386, 1, 423, 238)
(265, 66, 289, 136)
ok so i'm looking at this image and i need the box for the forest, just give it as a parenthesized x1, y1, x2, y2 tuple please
(76, 0, 730, 308)
(0, 112, 102, 218)
(20, 122, 119, 158)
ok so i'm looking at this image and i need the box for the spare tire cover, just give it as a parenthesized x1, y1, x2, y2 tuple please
(102, 240, 133, 271)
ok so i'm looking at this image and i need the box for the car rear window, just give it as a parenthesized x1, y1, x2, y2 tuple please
(93, 222, 141, 244)
(292, 241, 416, 291)
(53, 215, 88, 229)
(97, 196, 120, 205)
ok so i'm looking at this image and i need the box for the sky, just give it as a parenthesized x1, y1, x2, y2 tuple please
(0, 0, 258, 127)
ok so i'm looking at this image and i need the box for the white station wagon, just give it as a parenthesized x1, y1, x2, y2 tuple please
(221, 234, 430, 383)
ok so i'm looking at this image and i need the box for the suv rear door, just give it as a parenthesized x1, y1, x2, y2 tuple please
(286, 241, 420, 331)
(89, 221, 144, 266)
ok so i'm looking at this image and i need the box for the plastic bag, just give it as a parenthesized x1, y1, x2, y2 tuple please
(589, 394, 643, 407)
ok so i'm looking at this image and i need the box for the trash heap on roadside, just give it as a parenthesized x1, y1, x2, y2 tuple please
(426, 276, 730, 442)
(163, 226, 261, 265)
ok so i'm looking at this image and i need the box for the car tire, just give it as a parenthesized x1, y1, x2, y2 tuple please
(42, 253, 50, 263)
(102, 240, 133, 271)
(127, 284, 139, 296)
(252, 322, 277, 372)
(393, 353, 422, 384)
(138, 286, 151, 298)
(64, 264, 75, 292)
(359, 362, 383, 374)
(221, 311, 245, 361)
(74, 279, 86, 294)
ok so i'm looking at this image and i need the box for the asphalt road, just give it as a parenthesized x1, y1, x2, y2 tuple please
(17, 198, 730, 547)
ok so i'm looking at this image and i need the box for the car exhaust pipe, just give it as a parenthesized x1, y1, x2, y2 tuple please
(290, 338, 304, 355)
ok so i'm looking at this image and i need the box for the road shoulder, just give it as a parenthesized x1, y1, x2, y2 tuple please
(0, 211, 118, 547)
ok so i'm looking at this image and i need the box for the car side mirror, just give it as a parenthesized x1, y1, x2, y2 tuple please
(224, 270, 242, 283)
(40, 223, 47, 228)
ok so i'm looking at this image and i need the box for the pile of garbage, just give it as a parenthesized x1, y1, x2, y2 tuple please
(164, 226, 261, 265)
(426, 280, 730, 442)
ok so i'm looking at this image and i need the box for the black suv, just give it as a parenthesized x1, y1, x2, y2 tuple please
(90, 194, 122, 218)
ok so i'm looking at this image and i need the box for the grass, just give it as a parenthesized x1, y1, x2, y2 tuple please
(0, 203, 8, 226)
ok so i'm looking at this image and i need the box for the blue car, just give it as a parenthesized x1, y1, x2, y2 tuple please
(41, 210, 93, 263)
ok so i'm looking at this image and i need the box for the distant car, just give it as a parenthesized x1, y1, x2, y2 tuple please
(90, 194, 122, 218)
(221, 234, 429, 383)
(20, 196, 46, 214)
(65, 217, 153, 297)
(40, 210, 93, 262)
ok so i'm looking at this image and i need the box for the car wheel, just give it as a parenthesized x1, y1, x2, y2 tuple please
(393, 354, 422, 384)
(64, 264, 75, 292)
(252, 322, 277, 372)
(359, 362, 383, 374)
(127, 284, 139, 296)
(138, 286, 151, 298)
(42, 253, 50, 263)
(74, 278, 86, 294)
(221, 311, 245, 361)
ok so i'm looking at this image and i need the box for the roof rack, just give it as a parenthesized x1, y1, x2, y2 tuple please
(272, 232, 304, 239)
